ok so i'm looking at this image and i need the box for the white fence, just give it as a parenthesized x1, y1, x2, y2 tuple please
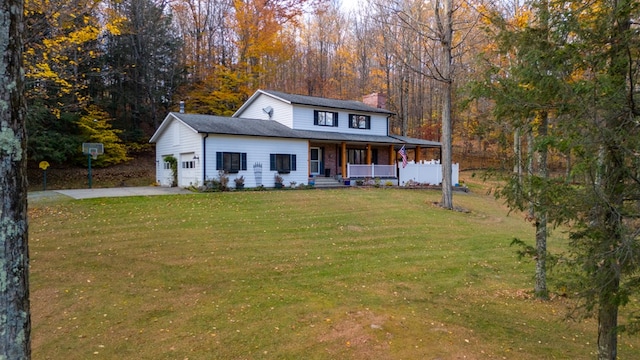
(345, 161, 459, 187)
(398, 161, 459, 186)
(347, 163, 396, 178)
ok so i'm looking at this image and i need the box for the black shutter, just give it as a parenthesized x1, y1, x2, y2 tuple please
(314, 111, 319, 125)
(291, 154, 297, 171)
(216, 152, 223, 170)
(241, 153, 247, 170)
(333, 112, 338, 127)
(270, 154, 276, 171)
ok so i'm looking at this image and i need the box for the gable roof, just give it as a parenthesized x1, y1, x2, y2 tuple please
(182, 113, 302, 137)
(150, 112, 440, 148)
(234, 89, 396, 117)
(150, 112, 401, 143)
(149, 112, 440, 147)
(149, 112, 302, 143)
(389, 135, 441, 148)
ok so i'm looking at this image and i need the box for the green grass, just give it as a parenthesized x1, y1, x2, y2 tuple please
(29, 187, 640, 359)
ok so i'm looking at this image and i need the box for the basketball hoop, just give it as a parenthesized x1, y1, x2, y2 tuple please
(82, 143, 103, 189)
(82, 143, 104, 158)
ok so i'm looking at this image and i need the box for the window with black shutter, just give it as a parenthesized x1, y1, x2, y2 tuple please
(270, 154, 297, 173)
(314, 110, 338, 127)
(216, 152, 247, 173)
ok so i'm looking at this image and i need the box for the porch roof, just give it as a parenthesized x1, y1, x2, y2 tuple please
(389, 135, 441, 148)
(293, 128, 404, 145)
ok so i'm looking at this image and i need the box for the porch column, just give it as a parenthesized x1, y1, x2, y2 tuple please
(389, 145, 395, 165)
(366, 144, 372, 164)
(341, 142, 347, 178)
(415, 146, 422, 163)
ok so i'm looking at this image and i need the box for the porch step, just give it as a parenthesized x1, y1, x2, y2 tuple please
(311, 176, 343, 188)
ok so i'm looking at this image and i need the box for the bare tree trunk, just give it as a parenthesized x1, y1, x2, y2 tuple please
(401, 62, 409, 136)
(0, 0, 31, 357)
(513, 127, 520, 172)
(534, 112, 549, 299)
(437, 0, 453, 209)
(597, 270, 619, 360)
(440, 78, 453, 209)
(595, 0, 631, 355)
(565, 150, 572, 183)
(513, 127, 524, 197)
(527, 126, 534, 218)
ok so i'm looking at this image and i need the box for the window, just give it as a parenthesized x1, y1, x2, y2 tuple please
(348, 149, 366, 164)
(270, 154, 297, 173)
(181, 160, 195, 169)
(163, 161, 171, 170)
(349, 114, 371, 129)
(314, 110, 338, 127)
(216, 152, 247, 173)
(341, 148, 378, 165)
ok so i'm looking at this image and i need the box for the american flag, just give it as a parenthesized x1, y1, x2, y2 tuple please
(398, 145, 407, 168)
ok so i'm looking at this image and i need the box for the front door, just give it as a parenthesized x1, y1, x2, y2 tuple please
(310, 147, 322, 176)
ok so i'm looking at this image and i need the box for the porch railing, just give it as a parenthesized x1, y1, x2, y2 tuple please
(346, 163, 397, 178)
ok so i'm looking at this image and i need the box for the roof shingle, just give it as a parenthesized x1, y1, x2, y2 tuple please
(168, 112, 440, 148)
(261, 90, 396, 115)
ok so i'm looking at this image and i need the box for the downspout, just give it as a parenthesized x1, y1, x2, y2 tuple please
(202, 133, 209, 183)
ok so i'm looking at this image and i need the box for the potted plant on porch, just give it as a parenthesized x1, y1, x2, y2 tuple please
(234, 175, 245, 190)
(274, 173, 284, 189)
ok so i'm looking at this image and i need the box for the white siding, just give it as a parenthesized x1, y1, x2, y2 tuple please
(291, 105, 389, 136)
(154, 116, 204, 187)
(204, 135, 309, 188)
(235, 94, 294, 128)
(235, 93, 390, 135)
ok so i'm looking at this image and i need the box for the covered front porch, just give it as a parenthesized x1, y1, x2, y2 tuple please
(307, 136, 441, 181)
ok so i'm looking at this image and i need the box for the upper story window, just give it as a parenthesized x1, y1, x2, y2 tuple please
(216, 152, 247, 173)
(349, 114, 371, 129)
(314, 110, 338, 127)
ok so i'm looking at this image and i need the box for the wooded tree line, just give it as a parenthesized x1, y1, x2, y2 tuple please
(23, 0, 501, 166)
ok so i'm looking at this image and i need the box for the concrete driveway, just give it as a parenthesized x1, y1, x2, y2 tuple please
(29, 186, 192, 200)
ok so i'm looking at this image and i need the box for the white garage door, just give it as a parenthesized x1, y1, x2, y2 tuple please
(179, 153, 197, 187)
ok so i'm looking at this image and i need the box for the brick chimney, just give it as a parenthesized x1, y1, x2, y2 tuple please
(362, 93, 387, 109)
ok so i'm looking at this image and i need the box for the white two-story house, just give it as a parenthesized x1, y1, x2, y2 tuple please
(149, 90, 441, 188)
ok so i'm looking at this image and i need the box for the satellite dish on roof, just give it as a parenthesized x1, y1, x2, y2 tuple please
(262, 106, 273, 118)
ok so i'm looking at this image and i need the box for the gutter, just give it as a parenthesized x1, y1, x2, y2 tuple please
(202, 133, 208, 183)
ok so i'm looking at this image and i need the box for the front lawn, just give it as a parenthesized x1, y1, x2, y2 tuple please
(28, 187, 640, 359)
